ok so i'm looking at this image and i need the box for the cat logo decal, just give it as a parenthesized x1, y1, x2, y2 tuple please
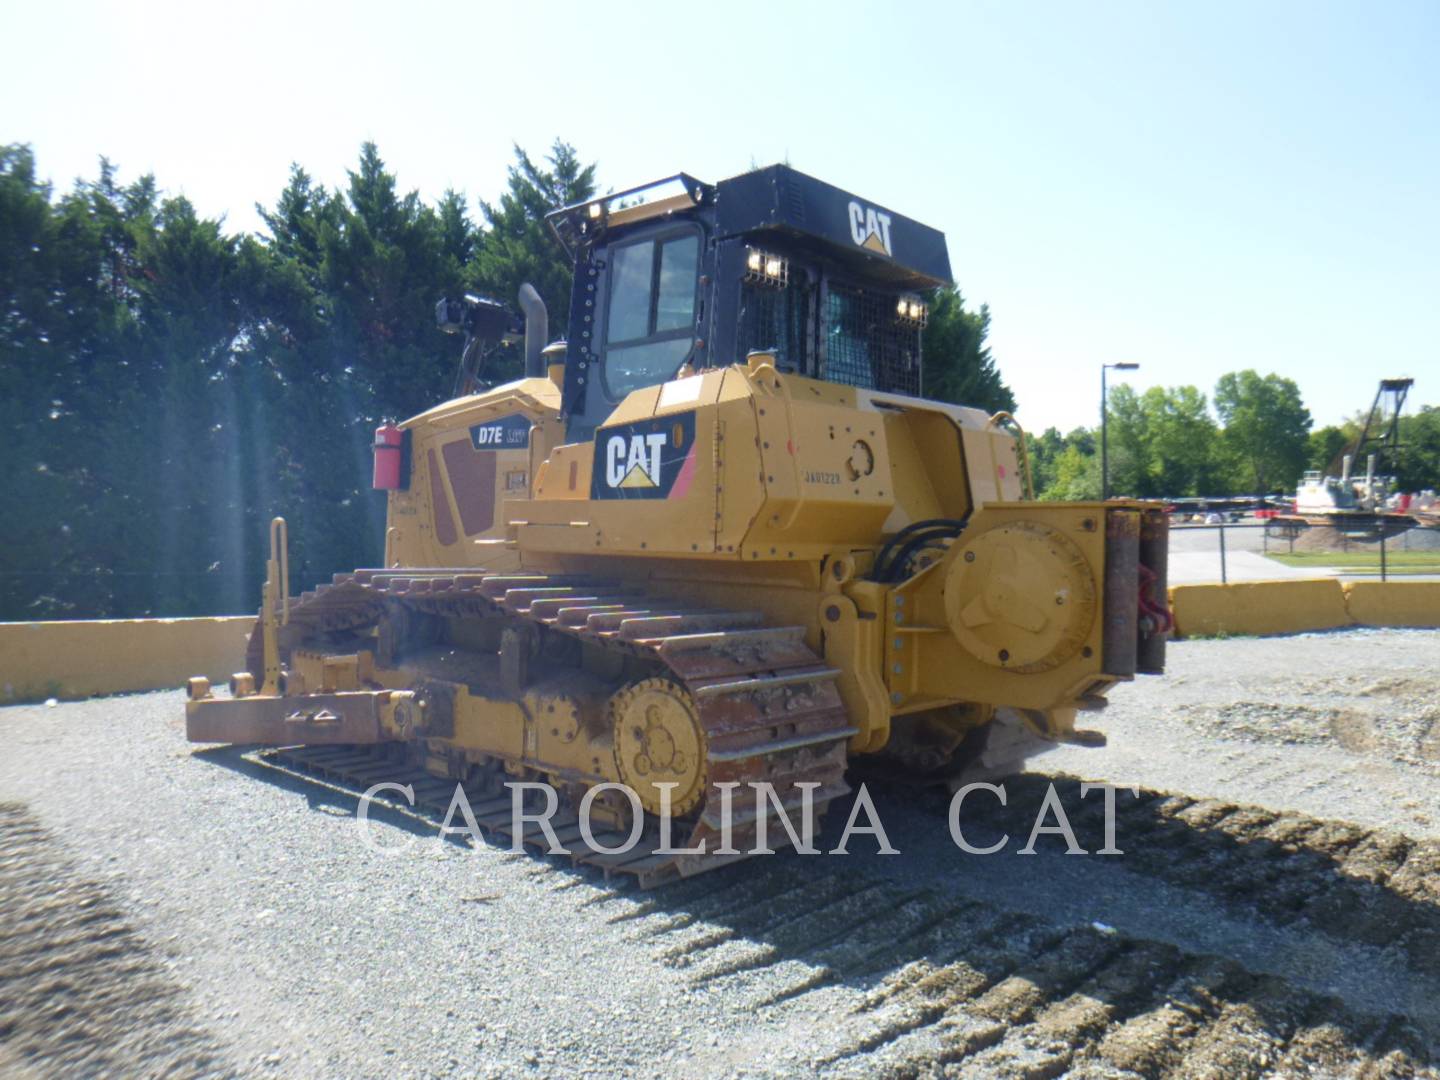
(592, 412, 698, 500)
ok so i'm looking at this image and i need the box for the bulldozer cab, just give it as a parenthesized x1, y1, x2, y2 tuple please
(547, 165, 954, 440)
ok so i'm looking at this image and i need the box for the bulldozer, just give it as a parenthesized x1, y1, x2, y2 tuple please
(186, 165, 1169, 882)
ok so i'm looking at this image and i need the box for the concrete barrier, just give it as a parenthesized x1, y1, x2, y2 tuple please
(0, 617, 253, 703)
(1343, 581, 1440, 628)
(1168, 579, 1352, 638)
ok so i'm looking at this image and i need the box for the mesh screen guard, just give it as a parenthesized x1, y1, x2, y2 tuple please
(736, 274, 922, 396)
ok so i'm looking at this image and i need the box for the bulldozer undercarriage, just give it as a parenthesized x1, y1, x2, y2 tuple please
(198, 567, 878, 885)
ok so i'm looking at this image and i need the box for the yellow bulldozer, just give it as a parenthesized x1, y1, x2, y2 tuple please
(187, 166, 1169, 881)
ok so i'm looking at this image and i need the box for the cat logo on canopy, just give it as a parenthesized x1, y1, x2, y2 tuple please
(592, 412, 698, 500)
(848, 201, 893, 257)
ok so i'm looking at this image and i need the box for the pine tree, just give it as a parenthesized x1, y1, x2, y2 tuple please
(921, 286, 1016, 414)
(471, 140, 597, 367)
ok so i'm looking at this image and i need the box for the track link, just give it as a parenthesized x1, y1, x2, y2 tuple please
(243, 566, 856, 886)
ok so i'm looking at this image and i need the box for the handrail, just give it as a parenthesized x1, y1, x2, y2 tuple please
(269, 517, 289, 625)
(986, 411, 1036, 500)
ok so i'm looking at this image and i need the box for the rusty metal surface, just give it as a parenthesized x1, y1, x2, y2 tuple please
(1137, 507, 1170, 674)
(1101, 510, 1140, 677)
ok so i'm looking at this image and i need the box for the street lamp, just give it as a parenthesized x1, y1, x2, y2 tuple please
(1101, 362, 1140, 500)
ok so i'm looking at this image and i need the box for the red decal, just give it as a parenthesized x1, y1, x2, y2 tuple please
(669, 442, 698, 500)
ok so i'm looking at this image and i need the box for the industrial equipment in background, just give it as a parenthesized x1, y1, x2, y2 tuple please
(185, 166, 1171, 883)
(1284, 377, 1419, 534)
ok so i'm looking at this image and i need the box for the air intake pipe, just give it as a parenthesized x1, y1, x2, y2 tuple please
(518, 284, 548, 379)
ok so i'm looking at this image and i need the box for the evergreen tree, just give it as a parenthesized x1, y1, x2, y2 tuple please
(0, 139, 1048, 622)
(470, 140, 597, 382)
(921, 287, 1015, 413)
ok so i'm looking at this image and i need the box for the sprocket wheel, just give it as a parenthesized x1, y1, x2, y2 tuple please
(610, 678, 707, 816)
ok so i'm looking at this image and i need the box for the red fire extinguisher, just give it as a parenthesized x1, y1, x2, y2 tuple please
(373, 423, 407, 490)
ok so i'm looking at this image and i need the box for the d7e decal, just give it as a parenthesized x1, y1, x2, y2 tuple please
(469, 413, 532, 451)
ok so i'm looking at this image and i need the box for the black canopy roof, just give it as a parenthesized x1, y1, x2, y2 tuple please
(714, 164, 953, 290)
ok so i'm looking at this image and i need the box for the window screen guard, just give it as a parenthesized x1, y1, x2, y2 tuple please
(821, 281, 923, 396)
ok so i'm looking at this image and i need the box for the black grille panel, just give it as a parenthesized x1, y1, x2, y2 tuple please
(737, 271, 812, 373)
(822, 284, 921, 395)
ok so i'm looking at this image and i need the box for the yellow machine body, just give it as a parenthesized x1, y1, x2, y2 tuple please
(186, 166, 1168, 879)
(376, 354, 1139, 752)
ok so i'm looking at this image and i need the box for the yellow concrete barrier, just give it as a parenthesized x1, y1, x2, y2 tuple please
(1168, 579, 1352, 638)
(0, 617, 253, 703)
(1343, 581, 1440, 628)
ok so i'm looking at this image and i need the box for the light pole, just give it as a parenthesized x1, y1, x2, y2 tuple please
(1101, 362, 1140, 500)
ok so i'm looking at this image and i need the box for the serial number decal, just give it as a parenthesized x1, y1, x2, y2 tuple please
(804, 470, 842, 485)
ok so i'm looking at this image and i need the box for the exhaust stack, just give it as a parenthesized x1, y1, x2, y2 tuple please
(519, 284, 548, 379)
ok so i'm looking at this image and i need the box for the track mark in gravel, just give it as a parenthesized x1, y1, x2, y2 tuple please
(966, 774, 1440, 973)
(630, 862, 1437, 1077)
(0, 803, 229, 1077)
(658, 873, 866, 971)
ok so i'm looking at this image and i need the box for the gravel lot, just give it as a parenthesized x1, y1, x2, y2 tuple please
(1, 628, 1438, 1076)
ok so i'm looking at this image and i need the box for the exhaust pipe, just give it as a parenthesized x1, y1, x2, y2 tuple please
(519, 284, 548, 379)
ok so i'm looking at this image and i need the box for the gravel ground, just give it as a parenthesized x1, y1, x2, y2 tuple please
(1036, 627, 1440, 838)
(1, 629, 1439, 1077)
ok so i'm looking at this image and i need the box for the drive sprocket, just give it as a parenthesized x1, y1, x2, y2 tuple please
(610, 677, 707, 816)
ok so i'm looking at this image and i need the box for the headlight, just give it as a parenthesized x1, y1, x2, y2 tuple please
(744, 247, 788, 288)
(896, 294, 928, 328)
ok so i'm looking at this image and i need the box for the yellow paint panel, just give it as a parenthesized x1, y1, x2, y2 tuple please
(1343, 581, 1440, 627)
(1169, 580, 1352, 637)
(742, 370, 893, 555)
(603, 383, 664, 426)
(888, 503, 1112, 713)
(0, 617, 254, 702)
(533, 443, 594, 502)
(960, 427, 1024, 506)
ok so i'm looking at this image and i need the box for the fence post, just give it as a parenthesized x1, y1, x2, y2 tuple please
(1381, 529, 1388, 583)
(1219, 521, 1227, 585)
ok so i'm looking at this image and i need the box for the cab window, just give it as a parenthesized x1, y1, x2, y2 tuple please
(602, 230, 700, 399)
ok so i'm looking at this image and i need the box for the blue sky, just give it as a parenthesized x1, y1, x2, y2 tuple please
(4, 0, 1436, 433)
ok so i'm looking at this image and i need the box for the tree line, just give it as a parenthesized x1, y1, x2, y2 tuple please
(1, 141, 1010, 620)
(1030, 373, 1439, 502)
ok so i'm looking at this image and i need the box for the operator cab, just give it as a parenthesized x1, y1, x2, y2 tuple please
(547, 165, 953, 440)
